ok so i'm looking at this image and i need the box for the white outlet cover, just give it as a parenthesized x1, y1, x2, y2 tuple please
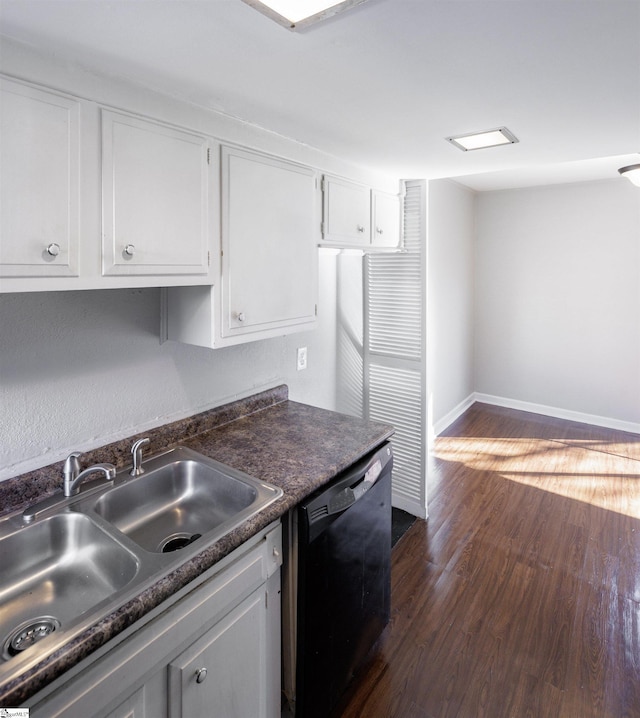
(297, 347, 307, 370)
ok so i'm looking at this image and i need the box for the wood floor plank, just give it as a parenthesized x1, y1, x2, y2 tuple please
(331, 403, 640, 718)
(619, 595, 640, 717)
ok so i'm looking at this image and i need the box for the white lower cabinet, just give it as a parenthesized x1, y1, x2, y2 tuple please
(103, 687, 146, 718)
(28, 523, 282, 718)
(168, 588, 268, 717)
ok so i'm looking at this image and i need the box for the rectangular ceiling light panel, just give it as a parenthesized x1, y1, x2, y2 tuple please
(447, 127, 519, 152)
(242, 0, 370, 28)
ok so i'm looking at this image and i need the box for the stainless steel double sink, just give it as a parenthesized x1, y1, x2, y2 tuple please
(0, 446, 283, 675)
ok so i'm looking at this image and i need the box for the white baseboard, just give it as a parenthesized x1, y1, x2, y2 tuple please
(392, 492, 428, 520)
(474, 393, 640, 436)
(432, 393, 476, 438)
(432, 392, 640, 437)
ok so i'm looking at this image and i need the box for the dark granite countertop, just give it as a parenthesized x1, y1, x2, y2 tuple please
(0, 385, 393, 705)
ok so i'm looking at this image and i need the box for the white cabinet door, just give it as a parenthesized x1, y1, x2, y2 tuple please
(103, 687, 146, 718)
(168, 588, 268, 718)
(372, 190, 400, 248)
(102, 110, 211, 277)
(220, 145, 317, 341)
(321, 175, 370, 245)
(0, 77, 80, 278)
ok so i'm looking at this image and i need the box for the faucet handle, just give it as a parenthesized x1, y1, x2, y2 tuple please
(63, 452, 83, 496)
(130, 437, 150, 477)
(63, 451, 83, 479)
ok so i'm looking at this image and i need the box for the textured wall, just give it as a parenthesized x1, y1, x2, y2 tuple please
(0, 254, 338, 480)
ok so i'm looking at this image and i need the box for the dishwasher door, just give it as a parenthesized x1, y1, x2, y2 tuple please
(293, 442, 393, 718)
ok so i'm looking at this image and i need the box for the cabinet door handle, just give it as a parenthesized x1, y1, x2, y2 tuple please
(376, 227, 384, 234)
(237, 312, 246, 323)
(356, 225, 365, 233)
(195, 667, 208, 684)
(124, 244, 136, 257)
(46, 243, 60, 257)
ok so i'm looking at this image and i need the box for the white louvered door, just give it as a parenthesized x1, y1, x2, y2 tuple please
(364, 180, 427, 518)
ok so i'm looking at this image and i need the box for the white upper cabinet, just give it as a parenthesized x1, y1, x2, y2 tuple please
(1, 64, 399, 309)
(321, 175, 371, 245)
(220, 145, 318, 342)
(163, 146, 318, 348)
(101, 109, 211, 277)
(321, 175, 401, 250)
(0, 77, 80, 278)
(372, 190, 401, 248)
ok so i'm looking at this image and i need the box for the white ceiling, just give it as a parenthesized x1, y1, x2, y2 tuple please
(1, 0, 639, 190)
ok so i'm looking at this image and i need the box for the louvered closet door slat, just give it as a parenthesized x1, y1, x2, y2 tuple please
(366, 256, 422, 360)
(369, 363, 424, 505)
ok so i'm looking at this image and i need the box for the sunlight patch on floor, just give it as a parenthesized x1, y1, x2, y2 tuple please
(433, 436, 640, 519)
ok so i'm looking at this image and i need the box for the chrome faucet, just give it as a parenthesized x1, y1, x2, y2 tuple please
(130, 437, 150, 477)
(63, 452, 116, 497)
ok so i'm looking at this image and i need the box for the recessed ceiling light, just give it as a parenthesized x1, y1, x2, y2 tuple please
(242, 0, 369, 29)
(446, 127, 519, 152)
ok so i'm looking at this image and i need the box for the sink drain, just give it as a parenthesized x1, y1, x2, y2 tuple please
(3, 616, 61, 659)
(159, 533, 202, 553)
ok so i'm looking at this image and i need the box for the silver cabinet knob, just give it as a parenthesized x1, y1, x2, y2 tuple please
(46, 243, 60, 257)
(356, 225, 365, 233)
(195, 667, 208, 684)
(237, 312, 246, 323)
(124, 244, 135, 256)
(376, 227, 384, 234)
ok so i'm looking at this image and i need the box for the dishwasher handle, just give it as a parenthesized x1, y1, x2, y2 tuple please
(327, 474, 372, 514)
(328, 486, 356, 514)
(302, 442, 393, 540)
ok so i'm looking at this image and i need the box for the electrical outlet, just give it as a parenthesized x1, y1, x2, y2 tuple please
(297, 347, 308, 371)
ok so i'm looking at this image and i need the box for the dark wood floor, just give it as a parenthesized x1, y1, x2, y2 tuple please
(333, 403, 640, 718)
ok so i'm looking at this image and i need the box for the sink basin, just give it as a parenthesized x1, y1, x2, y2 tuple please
(0, 513, 138, 661)
(92, 447, 282, 554)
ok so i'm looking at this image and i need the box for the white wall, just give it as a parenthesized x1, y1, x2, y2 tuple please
(334, 253, 365, 419)
(427, 180, 476, 434)
(0, 253, 338, 480)
(475, 179, 640, 427)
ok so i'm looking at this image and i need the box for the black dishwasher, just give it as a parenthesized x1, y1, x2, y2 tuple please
(285, 441, 393, 718)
